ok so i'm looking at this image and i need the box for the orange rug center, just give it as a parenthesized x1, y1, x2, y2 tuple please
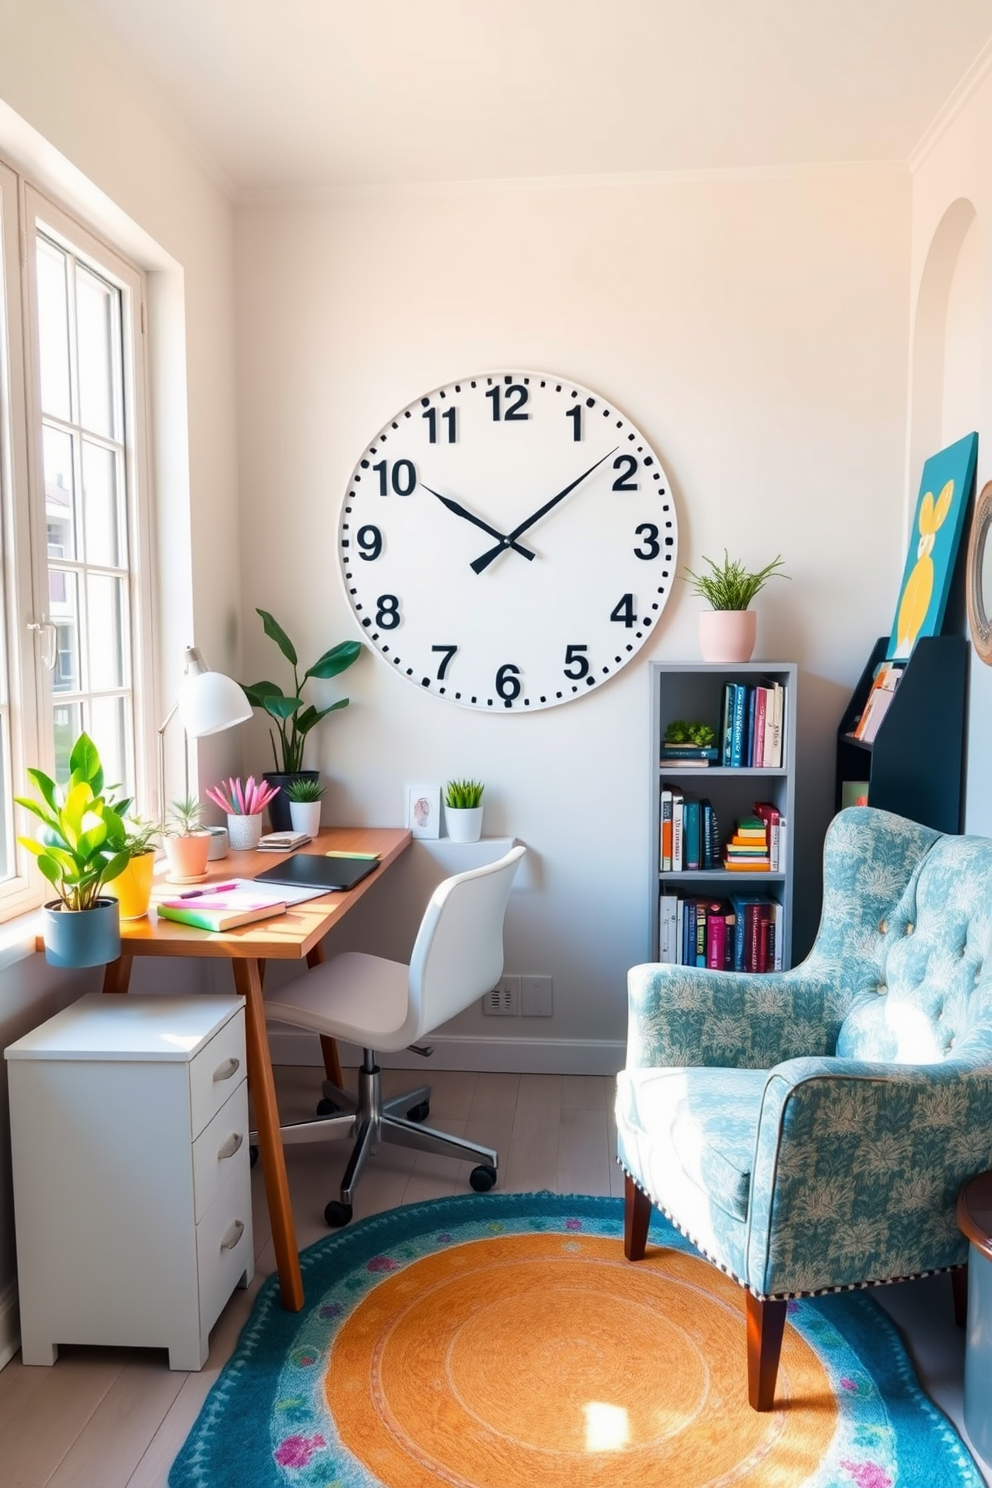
(326, 1232, 837, 1487)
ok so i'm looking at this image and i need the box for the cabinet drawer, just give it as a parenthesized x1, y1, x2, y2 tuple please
(196, 1178, 253, 1339)
(188, 1011, 245, 1140)
(192, 1080, 249, 1224)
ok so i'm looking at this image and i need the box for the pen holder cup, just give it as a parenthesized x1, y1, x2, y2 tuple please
(227, 813, 263, 851)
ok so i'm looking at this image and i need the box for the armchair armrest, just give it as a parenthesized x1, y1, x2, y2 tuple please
(625, 963, 847, 1071)
(746, 1051, 992, 1296)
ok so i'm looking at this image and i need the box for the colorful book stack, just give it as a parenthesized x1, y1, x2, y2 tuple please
(722, 814, 770, 871)
(657, 890, 783, 971)
(719, 679, 785, 768)
(660, 787, 721, 871)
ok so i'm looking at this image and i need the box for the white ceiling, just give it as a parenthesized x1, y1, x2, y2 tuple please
(63, 0, 992, 195)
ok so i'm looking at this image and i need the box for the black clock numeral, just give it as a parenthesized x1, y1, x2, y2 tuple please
(610, 593, 636, 628)
(495, 663, 522, 701)
(563, 643, 589, 679)
(612, 454, 639, 491)
(565, 405, 582, 441)
(486, 383, 529, 421)
(373, 458, 418, 496)
(633, 523, 660, 560)
(432, 644, 457, 680)
(376, 594, 401, 629)
(423, 407, 457, 444)
(357, 525, 382, 560)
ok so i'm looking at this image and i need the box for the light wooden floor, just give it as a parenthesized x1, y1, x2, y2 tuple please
(0, 1065, 986, 1487)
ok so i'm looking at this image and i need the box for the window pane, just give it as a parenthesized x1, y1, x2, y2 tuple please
(36, 238, 71, 421)
(87, 573, 125, 690)
(43, 423, 77, 561)
(0, 729, 9, 880)
(50, 571, 80, 693)
(89, 695, 129, 798)
(82, 440, 122, 567)
(76, 266, 116, 440)
(53, 701, 83, 784)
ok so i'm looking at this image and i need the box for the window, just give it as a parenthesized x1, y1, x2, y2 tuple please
(0, 169, 153, 921)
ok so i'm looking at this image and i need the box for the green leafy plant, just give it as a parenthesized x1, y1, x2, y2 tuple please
(445, 779, 485, 809)
(285, 776, 325, 803)
(164, 794, 204, 838)
(120, 814, 160, 856)
(682, 551, 789, 610)
(242, 609, 362, 774)
(664, 721, 715, 747)
(15, 732, 130, 910)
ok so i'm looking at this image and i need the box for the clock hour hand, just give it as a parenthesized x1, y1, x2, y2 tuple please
(422, 484, 536, 562)
(470, 448, 619, 575)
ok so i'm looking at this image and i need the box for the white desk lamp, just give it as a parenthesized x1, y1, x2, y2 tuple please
(157, 647, 253, 814)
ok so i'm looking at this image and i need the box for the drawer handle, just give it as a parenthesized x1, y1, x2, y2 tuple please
(217, 1132, 244, 1161)
(212, 1056, 240, 1083)
(220, 1219, 245, 1252)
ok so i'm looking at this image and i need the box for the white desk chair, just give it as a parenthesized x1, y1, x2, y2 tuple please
(263, 844, 526, 1227)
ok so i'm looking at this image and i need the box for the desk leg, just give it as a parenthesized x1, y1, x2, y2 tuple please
(307, 941, 344, 1089)
(233, 957, 304, 1312)
(102, 955, 133, 994)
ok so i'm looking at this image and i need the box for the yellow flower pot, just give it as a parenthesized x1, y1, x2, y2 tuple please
(106, 851, 156, 919)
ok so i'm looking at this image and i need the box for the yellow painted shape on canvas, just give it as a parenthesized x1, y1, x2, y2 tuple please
(895, 479, 954, 656)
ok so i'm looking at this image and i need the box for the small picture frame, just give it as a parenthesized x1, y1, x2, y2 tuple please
(406, 784, 441, 839)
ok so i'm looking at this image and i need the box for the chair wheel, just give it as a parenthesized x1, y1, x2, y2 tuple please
(469, 1165, 497, 1192)
(324, 1200, 353, 1228)
(249, 1145, 259, 1168)
(316, 1097, 340, 1117)
(407, 1100, 430, 1122)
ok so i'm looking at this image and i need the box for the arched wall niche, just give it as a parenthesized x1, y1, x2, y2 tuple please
(909, 197, 981, 488)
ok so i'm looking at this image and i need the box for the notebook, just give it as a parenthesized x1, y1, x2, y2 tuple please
(253, 853, 379, 893)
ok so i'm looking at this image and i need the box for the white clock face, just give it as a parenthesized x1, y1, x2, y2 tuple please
(338, 371, 678, 711)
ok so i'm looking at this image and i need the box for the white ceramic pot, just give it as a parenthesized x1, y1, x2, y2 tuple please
(227, 812, 263, 851)
(289, 800, 322, 838)
(445, 805, 483, 843)
(698, 609, 757, 664)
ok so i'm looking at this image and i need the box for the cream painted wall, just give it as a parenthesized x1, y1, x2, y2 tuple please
(911, 67, 992, 834)
(0, 0, 241, 1326)
(234, 170, 911, 1061)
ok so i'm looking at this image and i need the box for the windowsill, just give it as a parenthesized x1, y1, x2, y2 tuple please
(0, 907, 44, 972)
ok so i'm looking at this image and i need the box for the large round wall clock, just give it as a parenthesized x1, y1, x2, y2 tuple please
(337, 371, 678, 711)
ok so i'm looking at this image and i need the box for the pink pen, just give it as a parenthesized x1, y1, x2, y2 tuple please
(178, 882, 239, 899)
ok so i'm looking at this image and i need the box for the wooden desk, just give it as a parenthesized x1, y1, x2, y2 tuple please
(100, 826, 412, 1312)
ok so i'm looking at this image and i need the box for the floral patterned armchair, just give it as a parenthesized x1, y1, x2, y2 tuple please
(616, 806, 992, 1409)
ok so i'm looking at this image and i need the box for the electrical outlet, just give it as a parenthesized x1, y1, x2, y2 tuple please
(521, 975, 553, 1016)
(483, 975, 519, 1015)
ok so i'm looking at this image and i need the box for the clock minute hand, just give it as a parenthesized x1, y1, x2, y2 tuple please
(422, 484, 536, 562)
(470, 448, 619, 575)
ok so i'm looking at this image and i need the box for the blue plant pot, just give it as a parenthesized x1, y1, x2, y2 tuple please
(42, 897, 121, 968)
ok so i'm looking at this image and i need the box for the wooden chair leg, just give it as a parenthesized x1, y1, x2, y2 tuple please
(306, 943, 344, 1089)
(746, 1292, 787, 1411)
(624, 1174, 652, 1261)
(952, 1264, 969, 1328)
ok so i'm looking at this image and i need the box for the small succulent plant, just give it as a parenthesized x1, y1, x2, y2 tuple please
(664, 721, 715, 747)
(285, 777, 325, 803)
(445, 779, 485, 809)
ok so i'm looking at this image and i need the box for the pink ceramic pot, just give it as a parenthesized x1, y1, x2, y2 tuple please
(698, 609, 757, 664)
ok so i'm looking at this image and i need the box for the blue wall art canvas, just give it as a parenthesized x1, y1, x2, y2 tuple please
(888, 431, 979, 661)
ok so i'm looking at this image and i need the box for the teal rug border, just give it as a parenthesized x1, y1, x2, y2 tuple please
(169, 1191, 984, 1488)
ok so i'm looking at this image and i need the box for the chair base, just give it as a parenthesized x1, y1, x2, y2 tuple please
(268, 1051, 499, 1219)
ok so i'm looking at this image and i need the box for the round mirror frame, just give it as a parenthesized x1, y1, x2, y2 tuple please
(967, 479, 992, 665)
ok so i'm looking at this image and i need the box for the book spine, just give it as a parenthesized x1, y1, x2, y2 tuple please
(746, 902, 763, 973)
(672, 793, 684, 871)
(681, 898, 693, 965)
(695, 901, 707, 967)
(730, 685, 746, 767)
(777, 817, 788, 875)
(684, 798, 700, 871)
(701, 800, 713, 870)
(706, 907, 727, 970)
(771, 900, 783, 970)
(720, 683, 734, 767)
(677, 898, 686, 965)
(754, 688, 767, 768)
(770, 683, 783, 767)
(661, 787, 673, 872)
(746, 687, 757, 767)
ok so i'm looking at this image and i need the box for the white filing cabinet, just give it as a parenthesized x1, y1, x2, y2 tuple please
(5, 994, 254, 1371)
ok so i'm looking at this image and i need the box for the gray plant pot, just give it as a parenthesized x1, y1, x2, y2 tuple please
(42, 897, 121, 968)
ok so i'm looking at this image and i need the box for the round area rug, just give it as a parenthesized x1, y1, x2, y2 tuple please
(169, 1192, 983, 1488)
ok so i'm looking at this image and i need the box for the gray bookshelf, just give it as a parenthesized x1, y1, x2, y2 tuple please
(649, 661, 798, 970)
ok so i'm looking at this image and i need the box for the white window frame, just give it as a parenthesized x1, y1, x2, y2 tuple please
(0, 167, 157, 923)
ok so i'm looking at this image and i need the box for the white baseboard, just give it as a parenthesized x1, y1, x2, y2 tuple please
(0, 1281, 19, 1371)
(267, 1028, 626, 1077)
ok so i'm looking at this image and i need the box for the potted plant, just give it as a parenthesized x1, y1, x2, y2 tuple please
(205, 775, 280, 851)
(285, 776, 324, 839)
(163, 794, 212, 881)
(242, 608, 361, 831)
(105, 813, 160, 919)
(15, 732, 130, 966)
(682, 551, 789, 663)
(444, 779, 485, 843)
